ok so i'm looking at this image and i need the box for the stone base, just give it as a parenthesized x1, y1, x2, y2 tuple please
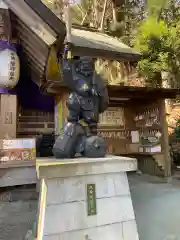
(36, 155, 139, 240)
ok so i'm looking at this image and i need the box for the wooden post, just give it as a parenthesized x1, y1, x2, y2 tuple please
(54, 90, 69, 137)
(159, 99, 171, 178)
(0, 94, 17, 139)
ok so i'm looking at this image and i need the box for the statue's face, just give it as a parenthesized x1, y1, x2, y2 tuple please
(75, 56, 94, 77)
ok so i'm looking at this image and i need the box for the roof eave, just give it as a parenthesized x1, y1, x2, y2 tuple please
(71, 45, 141, 62)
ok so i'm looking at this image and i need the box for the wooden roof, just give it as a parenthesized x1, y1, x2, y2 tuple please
(40, 80, 180, 100)
(108, 85, 180, 99)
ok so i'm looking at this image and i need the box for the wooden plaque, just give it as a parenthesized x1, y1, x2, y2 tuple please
(99, 107, 125, 127)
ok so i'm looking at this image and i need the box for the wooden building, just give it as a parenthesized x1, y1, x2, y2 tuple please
(0, 0, 179, 187)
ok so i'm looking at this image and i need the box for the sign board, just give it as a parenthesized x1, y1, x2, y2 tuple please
(98, 131, 127, 139)
(0, 138, 36, 162)
(86, 183, 97, 216)
(99, 107, 125, 127)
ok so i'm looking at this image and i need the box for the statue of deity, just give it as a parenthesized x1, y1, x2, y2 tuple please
(53, 44, 109, 158)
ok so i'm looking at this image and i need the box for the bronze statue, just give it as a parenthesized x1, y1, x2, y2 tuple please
(53, 44, 109, 158)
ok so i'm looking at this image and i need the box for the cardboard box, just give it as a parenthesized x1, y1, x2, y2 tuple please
(0, 138, 36, 162)
(0, 94, 17, 139)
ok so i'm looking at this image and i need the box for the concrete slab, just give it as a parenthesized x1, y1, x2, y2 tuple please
(129, 173, 180, 240)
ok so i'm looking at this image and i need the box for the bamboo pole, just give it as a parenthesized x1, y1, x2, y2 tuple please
(63, 0, 72, 43)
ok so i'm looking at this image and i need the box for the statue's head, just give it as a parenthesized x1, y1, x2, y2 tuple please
(74, 56, 94, 77)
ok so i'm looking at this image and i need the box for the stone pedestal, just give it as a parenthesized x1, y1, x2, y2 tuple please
(36, 156, 139, 240)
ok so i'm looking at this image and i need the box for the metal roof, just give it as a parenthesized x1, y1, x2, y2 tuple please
(72, 29, 136, 54)
(71, 28, 140, 61)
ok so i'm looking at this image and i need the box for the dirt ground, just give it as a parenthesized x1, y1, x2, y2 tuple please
(1, 174, 180, 240)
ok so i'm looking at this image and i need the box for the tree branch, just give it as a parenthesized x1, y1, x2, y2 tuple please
(99, 0, 108, 32)
(81, 11, 88, 25)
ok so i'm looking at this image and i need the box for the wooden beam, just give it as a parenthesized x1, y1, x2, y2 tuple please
(159, 99, 171, 178)
(24, 0, 66, 38)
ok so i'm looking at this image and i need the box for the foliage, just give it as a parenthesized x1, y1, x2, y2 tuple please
(134, 1, 180, 86)
(160, 0, 180, 25)
(134, 17, 168, 84)
(146, 0, 168, 17)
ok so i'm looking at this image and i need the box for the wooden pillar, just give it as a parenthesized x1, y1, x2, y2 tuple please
(54, 90, 68, 137)
(159, 99, 171, 178)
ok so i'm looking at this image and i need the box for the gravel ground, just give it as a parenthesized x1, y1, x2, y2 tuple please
(1, 174, 180, 240)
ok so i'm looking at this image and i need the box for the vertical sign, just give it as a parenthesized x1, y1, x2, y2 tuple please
(87, 183, 97, 216)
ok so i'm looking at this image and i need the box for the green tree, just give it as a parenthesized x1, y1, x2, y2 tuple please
(134, 0, 180, 87)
